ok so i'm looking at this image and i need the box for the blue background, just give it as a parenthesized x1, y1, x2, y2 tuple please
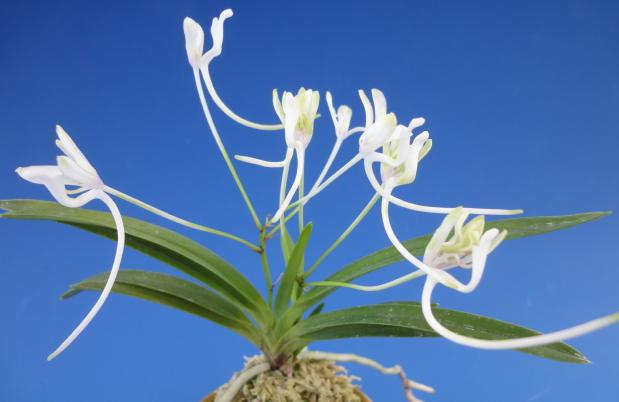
(1, 0, 618, 401)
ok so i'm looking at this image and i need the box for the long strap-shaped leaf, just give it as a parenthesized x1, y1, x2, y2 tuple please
(63, 270, 261, 344)
(274, 224, 312, 317)
(0, 199, 271, 324)
(287, 212, 609, 320)
(284, 302, 589, 364)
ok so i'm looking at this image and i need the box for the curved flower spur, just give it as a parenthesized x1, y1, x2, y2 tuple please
(16, 125, 126, 361)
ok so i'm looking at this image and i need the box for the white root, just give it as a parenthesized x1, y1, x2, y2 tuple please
(298, 350, 434, 402)
(214, 357, 270, 402)
(214, 351, 433, 402)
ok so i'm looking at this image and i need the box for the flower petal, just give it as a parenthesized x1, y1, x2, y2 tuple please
(337, 105, 352, 135)
(272, 89, 284, 122)
(325, 91, 338, 130)
(57, 156, 101, 187)
(202, 8, 234, 64)
(424, 207, 464, 265)
(183, 17, 205, 68)
(371, 88, 387, 120)
(55, 125, 98, 176)
(358, 89, 374, 127)
(408, 117, 425, 130)
(359, 112, 397, 155)
(282, 92, 300, 148)
(16, 165, 70, 204)
(15, 165, 97, 208)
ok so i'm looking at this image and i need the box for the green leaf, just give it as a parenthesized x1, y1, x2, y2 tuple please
(274, 223, 312, 317)
(63, 270, 260, 344)
(280, 225, 295, 265)
(286, 302, 589, 364)
(308, 303, 325, 318)
(289, 212, 610, 318)
(0, 199, 271, 323)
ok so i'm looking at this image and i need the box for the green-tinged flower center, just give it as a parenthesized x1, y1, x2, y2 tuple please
(440, 215, 485, 255)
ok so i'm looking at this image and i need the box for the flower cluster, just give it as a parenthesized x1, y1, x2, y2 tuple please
(180, 9, 618, 353)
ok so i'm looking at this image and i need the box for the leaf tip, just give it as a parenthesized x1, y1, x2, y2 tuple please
(60, 286, 82, 300)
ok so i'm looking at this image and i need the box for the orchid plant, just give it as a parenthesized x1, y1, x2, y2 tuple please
(3, 8, 618, 402)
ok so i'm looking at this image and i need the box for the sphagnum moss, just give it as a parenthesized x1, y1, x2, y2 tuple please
(221, 357, 363, 402)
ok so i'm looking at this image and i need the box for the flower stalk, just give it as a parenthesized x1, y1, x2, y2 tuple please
(105, 186, 259, 251)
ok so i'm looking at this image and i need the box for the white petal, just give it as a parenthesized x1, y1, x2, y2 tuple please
(16, 165, 71, 205)
(359, 112, 397, 155)
(55, 125, 98, 176)
(398, 131, 432, 185)
(202, 8, 234, 64)
(183, 17, 205, 68)
(57, 156, 101, 187)
(358, 89, 374, 127)
(371, 88, 387, 120)
(272, 89, 284, 122)
(337, 105, 352, 135)
(461, 228, 498, 293)
(408, 117, 425, 130)
(303, 89, 313, 112)
(393, 125, 412, 165)
(418, 137, 433, 161)
(424, 207, 464, 264)
(325, 91, 339, 131)
(15, 165, 98, 208)
(282, 92, 300, 148)
(16, 165, 61, 185)
(309, 90, 320, 117)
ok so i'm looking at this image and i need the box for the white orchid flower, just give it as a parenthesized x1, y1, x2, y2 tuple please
(16, 125, 125, 361)
(183, 17, 205, 69)
(420, 209, 619, 351)
(185, 10, 283, 131)
(237, 88, 320, 223)
(359, 89, 520, 215)
(183, 10, 233, 70)
(358, 89, 399, 157)
(325, 91, 353, 140)
(420, 208, 506, 292)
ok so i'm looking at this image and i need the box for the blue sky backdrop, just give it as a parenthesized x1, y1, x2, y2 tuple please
(1, 0, 618, 401)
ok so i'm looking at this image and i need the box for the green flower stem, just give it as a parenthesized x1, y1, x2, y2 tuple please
(105, 186, 260, 251)
(258, 223, 273, 306)
(266, 205, 298, 239)
(287, 153, 363, 211)
(266, 153, 363, 239)
(305, 193, 380, 278)
(193, 68, 261, 229)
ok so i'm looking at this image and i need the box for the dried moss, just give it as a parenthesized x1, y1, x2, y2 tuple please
(224, 357, 363, 402)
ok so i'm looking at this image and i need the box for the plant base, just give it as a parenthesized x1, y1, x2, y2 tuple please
(201, 358, 371, 402)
